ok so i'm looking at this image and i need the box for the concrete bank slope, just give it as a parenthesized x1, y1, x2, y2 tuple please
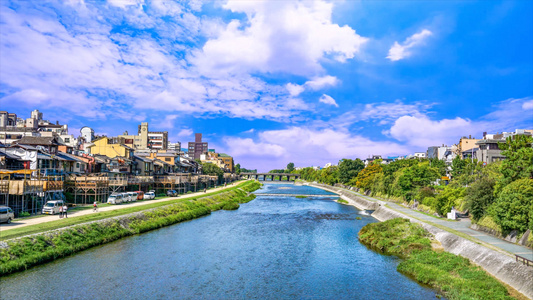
(309, 183, 533, 299)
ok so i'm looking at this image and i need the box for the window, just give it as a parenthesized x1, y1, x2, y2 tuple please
(76, 163, 80, 168)
(165, 158, 171, 162)
(65, 138, 70, 143)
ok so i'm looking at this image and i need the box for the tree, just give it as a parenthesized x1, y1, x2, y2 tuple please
(338, 158, 365, 184)
(286, 162, 295, 173)
(355, 163, 382, 192)
(489, 178, 533, 233)
(201, 163, 224, 181)
(235, 163, 241, 175)
(465, 178, 496, 221)
(499, 135, 533, 183)
(451, 155, 467, 179)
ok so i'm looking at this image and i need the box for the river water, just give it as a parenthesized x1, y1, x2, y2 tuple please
(0, 183, 439, 299)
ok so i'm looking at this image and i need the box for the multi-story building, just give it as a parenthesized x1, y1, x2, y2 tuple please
(188, 133, 208, 160)
(118, 122, 168, 150)
(457, 135, 480, 156)
(87, 137, 134, 159)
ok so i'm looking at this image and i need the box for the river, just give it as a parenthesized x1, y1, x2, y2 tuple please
(0, 183, 440, 299)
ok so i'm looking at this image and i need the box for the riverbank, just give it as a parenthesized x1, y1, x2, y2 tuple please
(308, 182, 533, 299)
(0, 181, 262, 276)
(359, 218, 520, 300)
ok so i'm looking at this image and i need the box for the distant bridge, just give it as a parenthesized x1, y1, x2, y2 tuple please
(240, 173, 301, 181)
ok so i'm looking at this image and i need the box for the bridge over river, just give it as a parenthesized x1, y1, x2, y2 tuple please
(240, 172, 300, 181)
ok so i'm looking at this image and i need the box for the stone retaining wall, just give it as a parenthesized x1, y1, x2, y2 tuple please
(310, 183, 533, 299)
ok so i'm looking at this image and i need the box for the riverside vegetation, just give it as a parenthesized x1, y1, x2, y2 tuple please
(359, 218, 516, 300)
(297, 135, 533, 247)
(0, 181, 262, 276)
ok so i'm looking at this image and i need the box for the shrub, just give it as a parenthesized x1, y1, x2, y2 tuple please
(18, 211, 30, 218)
(489, 178, 533, 233)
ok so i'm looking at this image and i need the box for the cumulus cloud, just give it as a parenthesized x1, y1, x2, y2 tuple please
(0, 2, 317, 122)
(191, 0, 368, 76)
(286, 83, 305, 96)
(387, 29, 432, 61)
(286, 75, 339, 96)
(389, 115, 472, 147)
(523, 99, 533, 110)
(224, 127, 408, 171)
(319, 94, 339, 107)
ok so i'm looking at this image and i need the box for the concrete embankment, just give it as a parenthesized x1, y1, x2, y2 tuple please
(310, 183, 533, 299)
(309, 183, 379, 210)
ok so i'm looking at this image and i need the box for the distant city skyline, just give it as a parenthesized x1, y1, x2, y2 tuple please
(1, 0, 532, 172)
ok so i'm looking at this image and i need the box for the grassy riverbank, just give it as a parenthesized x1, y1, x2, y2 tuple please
(359, 218, 516, 300)
(0, 181, 261, 276)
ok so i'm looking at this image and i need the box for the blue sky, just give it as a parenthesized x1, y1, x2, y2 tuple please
(1, 0, 532, 172)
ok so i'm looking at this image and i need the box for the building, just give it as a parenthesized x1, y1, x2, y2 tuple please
(457, 135, 480, 156)
(86, 137, 134, 159)
(475, 139, 505, 163)
(118, 122, 168, 150)
(188, 133, 208, 160)
(80, 126, 95, 143)
(217, 153, 234, 173)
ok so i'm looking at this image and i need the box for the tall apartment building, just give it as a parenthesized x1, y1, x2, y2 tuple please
(188, 133, 208, 160)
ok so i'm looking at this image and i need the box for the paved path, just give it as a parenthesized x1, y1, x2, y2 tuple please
(0, 182, 242, 234)
(337, 186, 533, 261)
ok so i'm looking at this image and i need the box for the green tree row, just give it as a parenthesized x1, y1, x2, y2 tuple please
(299, 135, 533, 236)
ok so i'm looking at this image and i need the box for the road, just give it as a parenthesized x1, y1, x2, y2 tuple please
(0, 182, 241, 232)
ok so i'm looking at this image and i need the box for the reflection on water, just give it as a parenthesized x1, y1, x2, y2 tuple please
(0, 183, 440, 299)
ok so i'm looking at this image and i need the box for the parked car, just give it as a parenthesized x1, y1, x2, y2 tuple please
(122, 193, 132, 203)
(0, 206, 14, 224)
(42, 200, 65, 215)
(166, 190, 178, 197)
(128, 192, 138, 202)
(107, 194, 124, 205)
(135, 191, 144, 200)
(144, 192, 155, 200)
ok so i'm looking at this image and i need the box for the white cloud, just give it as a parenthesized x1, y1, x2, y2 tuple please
(319, 94, 339, 107)
(523, 99, 533, 110)
(191, 0, 368, 76)
(177, 128, 193, 137)
(107, 0, 142, 9)
(224, 127, 408, 171)
(286, 83, 305, 96)
(389, 115, 471, 147)
(0, 3, 312, 122)
(304, 75, 339, 90)
(387, 29, 433, 61)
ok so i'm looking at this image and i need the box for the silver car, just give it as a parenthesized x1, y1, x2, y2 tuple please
(0, 206, 14, 224)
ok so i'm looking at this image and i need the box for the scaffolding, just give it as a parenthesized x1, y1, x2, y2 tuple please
(64, 175, 110, 205)
(0, 170, 64, 216)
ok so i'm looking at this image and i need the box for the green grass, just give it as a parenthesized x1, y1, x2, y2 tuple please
(295, 195, 307, 199)
(0, 180, 261, 276)
(359, 218, 515, 300)
(0, 180, 253, 241)
(337, 199, 348, 204)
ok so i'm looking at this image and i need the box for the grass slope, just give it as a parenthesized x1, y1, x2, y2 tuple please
(0, 181, 261, 276)
(359, 218, 515, 300)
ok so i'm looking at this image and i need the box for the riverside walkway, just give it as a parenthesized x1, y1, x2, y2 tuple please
(315, 184, 533, 262)
(0, 182, 242, 233)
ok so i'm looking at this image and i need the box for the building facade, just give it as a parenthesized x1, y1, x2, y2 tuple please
(188, 133, 208, 160)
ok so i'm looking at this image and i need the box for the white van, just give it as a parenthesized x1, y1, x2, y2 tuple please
(122, 193, 131, 203)
(42, 200, 65, 215)
(107, 194, 123, 205)
(128, 192, 138, 202)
